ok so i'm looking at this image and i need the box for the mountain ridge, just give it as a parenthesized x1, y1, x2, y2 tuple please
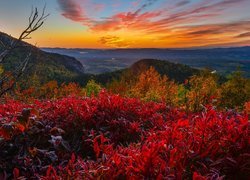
(0, 32, 85, 87)
(93, 59, 200, 85)
(43, 47, 250, 77)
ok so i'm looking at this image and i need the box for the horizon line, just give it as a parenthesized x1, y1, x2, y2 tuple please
(41, 45, 250, 50)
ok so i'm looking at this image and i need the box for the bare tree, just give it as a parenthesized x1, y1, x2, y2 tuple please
(0, 6, 49, 97)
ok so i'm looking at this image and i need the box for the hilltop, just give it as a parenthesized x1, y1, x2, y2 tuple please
(0, 32, 85, 87)
(95, 59, 200, 84)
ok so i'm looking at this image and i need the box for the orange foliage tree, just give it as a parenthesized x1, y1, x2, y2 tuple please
(129, 66, 178, 105)
(244, 101, 250, 115)
(13, 81, 84, 101)
(107, 70, 137, 96)
(186, 73, 221, 112)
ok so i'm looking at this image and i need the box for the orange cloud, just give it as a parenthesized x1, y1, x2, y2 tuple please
(89, 0, 247, 35)
(99, 35, 133, 48)
(57, 0, 247, 34)
(236, 32, 250, 38)
(52, 0, 250, 48)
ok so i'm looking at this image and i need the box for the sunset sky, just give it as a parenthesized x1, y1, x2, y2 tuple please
(0, 0, 250, 48)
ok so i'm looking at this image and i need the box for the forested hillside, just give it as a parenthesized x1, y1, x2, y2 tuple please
(0, 32, 85, 87)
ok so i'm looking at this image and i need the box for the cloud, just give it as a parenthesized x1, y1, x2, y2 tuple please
(89, 0, 247, 34)
(91, 0, 160, 31)
(99, 35, 133, 48)
(57, 0, 92, 26)
(56, 0, 250, 47)
(200, 39, 250, 48)
(133, 0, 159, 15)
(146, 0, 246, 31)
(175, 0, 190, 7)
(236, 32, 250, 38)
(93, 3, 105, 12)
(152, 20, 250, 48)
(56, 0, 162, 32)
(57, 0, 246, 34)
(91, 11, 162, 32)
(183, 21, 250, 37)
(187, 29, 221, 36)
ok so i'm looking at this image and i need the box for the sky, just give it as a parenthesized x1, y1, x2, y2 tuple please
(0, 0, 250, 48)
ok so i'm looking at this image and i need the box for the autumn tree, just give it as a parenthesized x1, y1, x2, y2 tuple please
(129, 66, 178, 104)
(244, 101, 250, 115)
(107, 69, 137, 96)
(220, 71, 250, 109)
(185, 71, 221, 112)
(84, 79, 102, 97)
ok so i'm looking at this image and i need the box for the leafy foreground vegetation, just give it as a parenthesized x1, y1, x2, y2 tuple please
(0, 65, 250, 179)
(0, 90, 249, 179)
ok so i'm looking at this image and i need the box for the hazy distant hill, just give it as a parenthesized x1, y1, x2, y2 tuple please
(94, 59, 200, 84)
(43, 47, 250, 77)
(0, 32, 85, 86)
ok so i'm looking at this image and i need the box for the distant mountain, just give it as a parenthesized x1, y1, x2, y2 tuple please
(131, 59, 200, 82)
(43, 47, 250, 77)
(94, 59, 200, 84)
(0, 32, 85, 87)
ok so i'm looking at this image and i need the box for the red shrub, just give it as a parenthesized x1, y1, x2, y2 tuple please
(0, 91, 249, 179)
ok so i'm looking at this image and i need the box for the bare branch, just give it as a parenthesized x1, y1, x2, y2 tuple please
(0, 52, 31, 97)
(0, 6, 48, 97)
(0, 6, 49, 63)
(17, 6, 49, 43)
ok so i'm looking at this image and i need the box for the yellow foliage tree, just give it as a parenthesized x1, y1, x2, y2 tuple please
(129, 66, 178, 104)
(220, 71, 250, 109)
(186, 74, 220, 112)
(84, 80, 102, 97)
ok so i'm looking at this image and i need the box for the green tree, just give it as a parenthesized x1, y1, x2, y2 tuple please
(85, 80, 102, 97)
(220, 71, 250, 109)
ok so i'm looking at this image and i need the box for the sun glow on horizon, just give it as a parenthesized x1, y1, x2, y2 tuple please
(1, 0, 250, 48)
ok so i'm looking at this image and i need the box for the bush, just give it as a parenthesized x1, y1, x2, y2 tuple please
(0, 92, 249, 179)
(84, 79, 102, 97)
